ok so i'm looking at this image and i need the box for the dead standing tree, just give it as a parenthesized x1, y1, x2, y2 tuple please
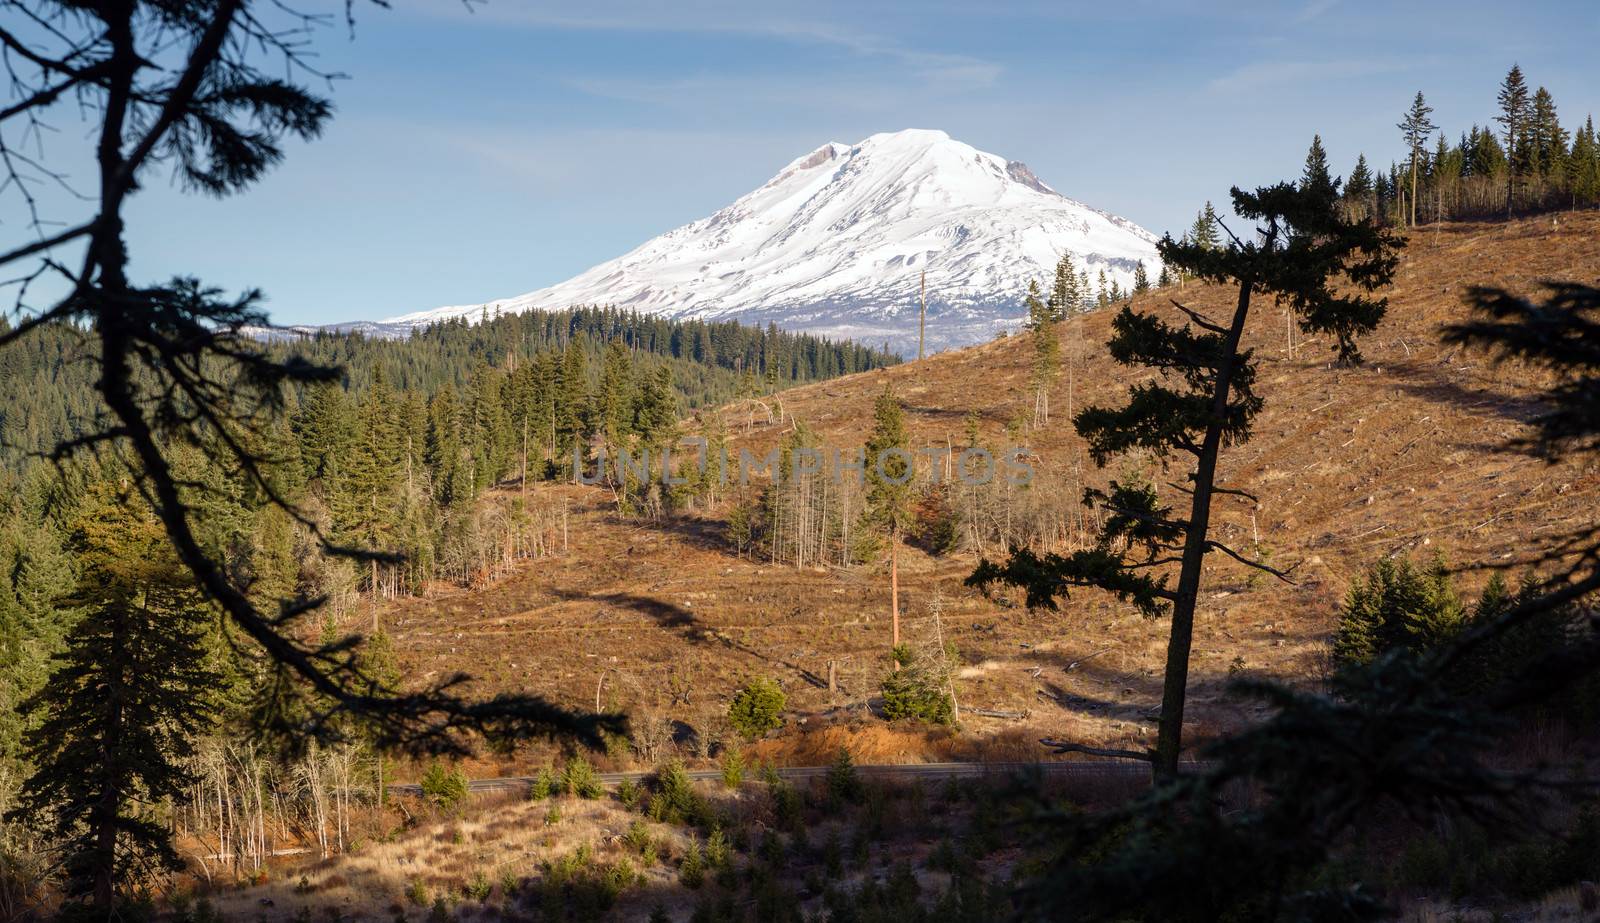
(969, 178, 1399, 778)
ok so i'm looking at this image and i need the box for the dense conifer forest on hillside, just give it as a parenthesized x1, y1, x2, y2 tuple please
(0, 305, 896, 473)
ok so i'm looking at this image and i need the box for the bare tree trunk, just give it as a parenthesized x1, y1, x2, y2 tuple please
(253, 756, 266, 871)
(1410, 151, 1419, 228)
(1154, 276, 1255, 780)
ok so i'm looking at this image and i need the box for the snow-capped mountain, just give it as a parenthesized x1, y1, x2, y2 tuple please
(380, 129, 1161, 355)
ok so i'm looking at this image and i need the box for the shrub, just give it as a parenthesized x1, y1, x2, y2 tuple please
(766, 773, 805, 834)
(562, 755, 603, 799)
(719, 746, 746, 789)
(462, 871, 492, 902)
(537, 879, 562, 920)
(825, 748, 863, 806)
(880, 648, 954, 725)
(616, 778, 643, 809)
(679, 839, 706, 889)
(926, 837, 965, 875)
(648, 759, 711, 827)
(1333, 559, 1600, 719)
(624, 819, 652, 853)
(728, 676, 786, 739)
(1332, 556, 1465, 669)
(910, 484, 960, 554)
(758, 829, 785, 867)
(607, 857, 641, 892)
(726, 499, 757, 557)
(1550, 803, 1600, 885)
(537, 849, 630, 920)
(705, 827, 731, 870)
(849, 526, 884, 565)
(603, 731, 631, 764)
(405, 879, 429, 906)
(1456, 574, 1600, 716)
(528, 767, 555, 800)
(546, 844, 593, 883)
(822, 833, 843, 877)
(419, 762, 469, 810)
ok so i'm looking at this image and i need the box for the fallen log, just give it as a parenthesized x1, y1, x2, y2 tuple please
(966, 707, 1028, 720)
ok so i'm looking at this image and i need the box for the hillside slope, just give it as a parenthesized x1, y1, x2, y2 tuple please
(379, 213, 1600, 771)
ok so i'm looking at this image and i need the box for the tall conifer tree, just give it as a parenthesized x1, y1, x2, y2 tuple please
(1497, 64, 1532, 214)
(1047, 253, 1081, 321)
(970, 173, 1399, 778)
(342, 368, 402, 591)
(1301, 135, 1336, 198)
(863, 386, 912, 654)
(557, 341, 590, 457)
(9, 481, 220, 914)
(1026, 281, 1061, 426)
(1190, 202, 1220, 251)
(1345, 154, 1374, 220)
(1398, 91, 1437, 227)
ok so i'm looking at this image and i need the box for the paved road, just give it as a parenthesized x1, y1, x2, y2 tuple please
(388, 760, 1163, 797)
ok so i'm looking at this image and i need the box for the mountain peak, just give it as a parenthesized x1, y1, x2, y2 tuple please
(383, 131, 1161, 355)
(858, 127, 951, 148)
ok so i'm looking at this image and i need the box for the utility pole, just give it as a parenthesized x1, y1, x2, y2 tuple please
(917, 270, 926, 361)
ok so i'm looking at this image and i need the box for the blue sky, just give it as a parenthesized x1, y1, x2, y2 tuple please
(14, 1, 1600, 326)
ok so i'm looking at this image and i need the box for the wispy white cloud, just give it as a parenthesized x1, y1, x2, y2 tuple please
(1206, 56, 1418, 94)
(563, 74, 911, 113)
(411, 124, 815, 200)
(413, 2, 1001, 89)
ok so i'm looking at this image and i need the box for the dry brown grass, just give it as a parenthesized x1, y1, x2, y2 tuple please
(200, 792, 696, 922)
(197, 768, 1077, 922)
(1402, 885, 1599, 922)
(357, 212, 1600, 779)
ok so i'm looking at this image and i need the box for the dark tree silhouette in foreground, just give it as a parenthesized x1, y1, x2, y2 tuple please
(0, 5, 618, 746)
(1438, 282, 1600, 695)
(0, 6, 623, 908)
(969, 177, 1401, 778)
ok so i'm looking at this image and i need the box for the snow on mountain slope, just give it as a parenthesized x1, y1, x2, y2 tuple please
(382, 129, 1162, 355)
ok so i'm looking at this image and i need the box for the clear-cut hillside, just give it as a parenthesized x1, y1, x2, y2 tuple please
(371, 214, 1600, 766)
(380, 129, 1162, 354)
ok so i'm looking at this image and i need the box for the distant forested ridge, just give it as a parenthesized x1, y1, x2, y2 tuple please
(0, 304, 897, 474)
